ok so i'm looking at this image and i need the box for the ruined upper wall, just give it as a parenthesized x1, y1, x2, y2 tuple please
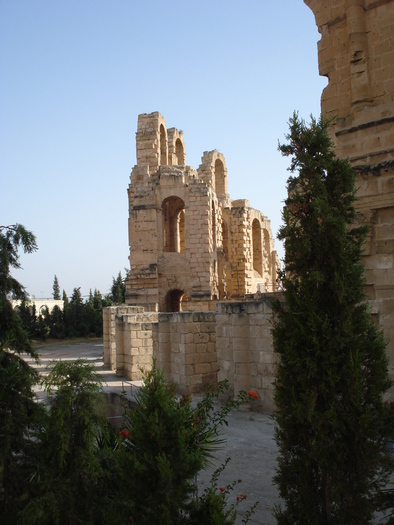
(136, 112, 186, 173)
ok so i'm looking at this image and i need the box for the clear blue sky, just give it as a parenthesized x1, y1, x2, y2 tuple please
(1, 0, 327, 299)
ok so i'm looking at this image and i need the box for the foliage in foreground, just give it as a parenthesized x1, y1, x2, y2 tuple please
(116, 365, 250, 525)
(272, 113, 394, 524)
(1, 223, 256, 524)
(0, 224, 44, 520)
(2, 356, 255, 524)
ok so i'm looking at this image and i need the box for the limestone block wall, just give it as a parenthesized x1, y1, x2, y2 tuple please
(227, 201, 250, 297)
(198, 150, 229, 198)
(103, 296, 278, 411)
(305, 0, 394, 388)
(216, 297, 278, 413)
(114, 310, 158, 380)
(103, 306, 145, 369)
(136, 112, 168, 172)
(155, 312, 218, 393)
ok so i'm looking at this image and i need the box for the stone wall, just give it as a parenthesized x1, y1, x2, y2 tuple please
(155, 312, 218, 393)
(216, 297, 277, 413)
(103, 295, 277, 410)
(103, 305, 158, 379)
(305, 0, 394, 384)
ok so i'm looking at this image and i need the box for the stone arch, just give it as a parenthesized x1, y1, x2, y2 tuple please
(167, 128, 186, 165)
(214, 159, 226, 195)
(159, 124, 168, 165)
(175, 139, 184, 165)
(162, 196, 186, 253)
(39, 305, 49, 316)
(198, 151, 228, 196)
(164, 289, 188, 312)
(252, 219, 263, 276)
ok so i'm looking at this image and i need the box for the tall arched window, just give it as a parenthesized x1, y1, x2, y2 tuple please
(252, 219, 262, 276)
(175, 138, 184, 165)
(162, 196, 186, 252)
(160, 124, 167, 165)
(215, 159, 225, 194)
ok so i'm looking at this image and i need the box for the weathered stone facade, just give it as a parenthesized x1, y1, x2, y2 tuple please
(305, 0, 394, 380)
(104, 0, 393, 411)
(126, 111, 279, 313)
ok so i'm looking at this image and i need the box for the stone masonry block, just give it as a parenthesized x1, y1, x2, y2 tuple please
(195, 363, 212, 375)
(193, 333, 209, 344)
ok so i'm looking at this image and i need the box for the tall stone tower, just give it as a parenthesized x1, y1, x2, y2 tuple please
(125, 112, 279, 312)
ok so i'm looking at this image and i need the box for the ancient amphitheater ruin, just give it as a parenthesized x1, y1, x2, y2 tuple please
(104, 0, 393, 411)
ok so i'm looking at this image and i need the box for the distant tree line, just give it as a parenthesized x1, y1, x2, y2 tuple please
(17, 272, 128, 340)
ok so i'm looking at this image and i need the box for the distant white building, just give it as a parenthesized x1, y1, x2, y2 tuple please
(11, 299, 64, 315)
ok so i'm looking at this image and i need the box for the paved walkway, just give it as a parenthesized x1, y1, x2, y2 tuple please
(27, 339, 279, 525)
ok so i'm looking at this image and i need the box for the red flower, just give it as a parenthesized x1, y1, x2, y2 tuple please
(219, 487, 226, 493)
(236, 496, 240, 501)
(247, 390, 258, 400)
(119, 429, 131, 440)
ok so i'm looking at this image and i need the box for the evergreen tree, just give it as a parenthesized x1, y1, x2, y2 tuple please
(119, 365, 248, 525)
(272, 114, 393, 524)
(18, 300, 36, 339)
(109, 270, 129, 304)
(86, 288, 103, 336)
(64, 287, 87, 337)
(0, 224, 43, 522)
(49, 305, 64, 339)
(52, 275, 61, 300)
(20, 360, 108, 524)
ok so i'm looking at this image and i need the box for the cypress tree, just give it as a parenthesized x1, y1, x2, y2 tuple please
(272, 114, 393, 524)
(52, 275, 61, 300)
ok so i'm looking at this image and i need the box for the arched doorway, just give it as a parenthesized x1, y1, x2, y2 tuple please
(164, 289, 188, 312)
